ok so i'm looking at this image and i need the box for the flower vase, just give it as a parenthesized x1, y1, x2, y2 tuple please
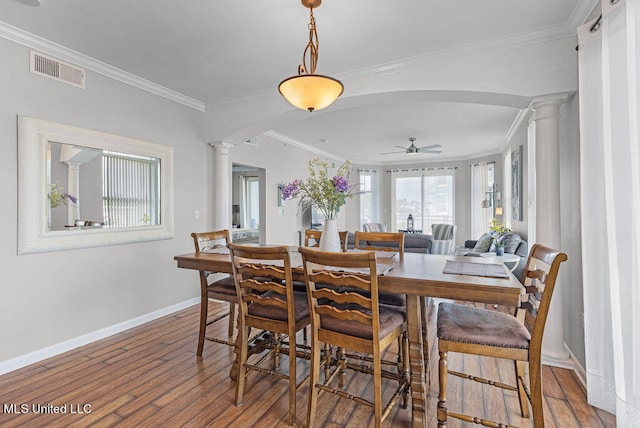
(319, 219, 341, 252)
(496, 247, 504, 256)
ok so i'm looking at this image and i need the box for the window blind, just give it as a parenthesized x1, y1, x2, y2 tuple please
(102, 151, 160, 228)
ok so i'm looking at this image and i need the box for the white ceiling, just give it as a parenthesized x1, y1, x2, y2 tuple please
(1, 0, 595, 164)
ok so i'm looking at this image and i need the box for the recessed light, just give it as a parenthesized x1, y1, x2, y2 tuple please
(320, 139, 329, 144)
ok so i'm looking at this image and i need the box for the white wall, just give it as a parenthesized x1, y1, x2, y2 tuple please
(226, 134, 350, 246)
(0, 37, 207, 364)
(559, 94, 585, 367)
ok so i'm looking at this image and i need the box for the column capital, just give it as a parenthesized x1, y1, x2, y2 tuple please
(64, 160, 81, 169)
(529, 92, 573, 111)
(208, 141, 234, 151)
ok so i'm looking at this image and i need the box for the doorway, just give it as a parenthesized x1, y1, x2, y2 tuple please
(231, 163, 265, 244)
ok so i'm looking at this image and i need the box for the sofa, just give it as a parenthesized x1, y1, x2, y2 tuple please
(456, 231, 528, 280)
(346, 231, 433, 254)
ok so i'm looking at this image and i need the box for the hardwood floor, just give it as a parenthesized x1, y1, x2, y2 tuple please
(0, 300, 615, 427)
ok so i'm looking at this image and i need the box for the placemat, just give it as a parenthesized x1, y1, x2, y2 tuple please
(443, 260, 509, 278)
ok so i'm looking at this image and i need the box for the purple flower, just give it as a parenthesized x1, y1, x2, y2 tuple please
(65, 193, 78, 204)
(282, 180, 301, 200)
(332, 175, 349, 193)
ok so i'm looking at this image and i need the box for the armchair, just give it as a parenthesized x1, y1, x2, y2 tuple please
(429, 224, 457, 255)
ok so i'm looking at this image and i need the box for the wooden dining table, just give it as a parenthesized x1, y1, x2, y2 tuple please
(174, 250, 524, 428)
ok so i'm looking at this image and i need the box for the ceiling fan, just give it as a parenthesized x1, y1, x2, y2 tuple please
(382, 137, 443, 156)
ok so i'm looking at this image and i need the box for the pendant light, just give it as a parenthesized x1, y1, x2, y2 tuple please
(278, 0, 344, 112)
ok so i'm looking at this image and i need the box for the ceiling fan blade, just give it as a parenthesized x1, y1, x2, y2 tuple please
(417, 144, 442, 150)
(417, 148, 443, 154)
(394, 145, 408, 150)
(381, 150, 406, 155)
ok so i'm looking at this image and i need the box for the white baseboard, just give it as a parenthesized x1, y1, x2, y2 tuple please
(566, 343, 587, 388)
(0, 297, 199, 376)
(541, 342, 587, 388)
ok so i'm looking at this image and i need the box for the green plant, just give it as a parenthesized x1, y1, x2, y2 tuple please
(489, 218, 510, 235)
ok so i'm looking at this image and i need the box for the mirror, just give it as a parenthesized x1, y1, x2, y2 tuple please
(47, 142, 161, 230)
(18, 116, 174, 254)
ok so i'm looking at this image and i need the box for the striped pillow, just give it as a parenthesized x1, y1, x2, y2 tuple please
(432, 224, 455, 240)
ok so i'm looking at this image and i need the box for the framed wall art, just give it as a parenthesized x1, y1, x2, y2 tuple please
(511, 145, 523, 221)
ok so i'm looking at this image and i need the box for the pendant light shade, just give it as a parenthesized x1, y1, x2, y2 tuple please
(278, 74, 343, 112)
(278, 0, 343, 112)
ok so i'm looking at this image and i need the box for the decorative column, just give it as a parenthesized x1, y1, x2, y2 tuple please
(65, 161, 81, 225)
(531, 94, 571, 368)
(210, 142, 233, 230)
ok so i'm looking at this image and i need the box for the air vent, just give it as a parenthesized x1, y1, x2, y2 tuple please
(30, 51, 85, 89)
(244, 137, 259, 146)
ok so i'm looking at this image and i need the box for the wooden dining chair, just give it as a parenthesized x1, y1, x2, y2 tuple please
(354, 230, 429, 379)
(354, 231, 405, 308)
(300, 247, 409, 428)
(191, 230, 237, 356)
(338, 230, 349, 252)
(228, 244, 311, 426)
(304, 229, 322, 247)
(304, 229, 349, 251)
(354, 231, 405, 256)
(436, 243, 568, 427)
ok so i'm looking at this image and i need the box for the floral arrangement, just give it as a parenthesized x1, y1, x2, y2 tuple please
(48, 183, 77, 208)
(282, 158, 355, 220)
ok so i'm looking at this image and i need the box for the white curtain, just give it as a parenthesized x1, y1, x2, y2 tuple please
(470, 163, 491, 238)
(578, 0, 640, 423)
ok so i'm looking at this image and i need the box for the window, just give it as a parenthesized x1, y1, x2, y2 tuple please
(103, 151, 161, 228)
(359, 169, 380, 226)
(391, 168, 455, 232)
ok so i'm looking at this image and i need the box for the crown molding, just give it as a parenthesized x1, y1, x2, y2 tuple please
(569, 0, 601, 28)
(263, 131, 346, 164)
(502, 107, 532, 150)
(0, 20, 205, 112)
(341, 23, 576, 84)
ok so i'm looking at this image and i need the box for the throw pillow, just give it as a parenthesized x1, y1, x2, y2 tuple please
(497, 232, 522, 254)
(473, 233, 494, 252)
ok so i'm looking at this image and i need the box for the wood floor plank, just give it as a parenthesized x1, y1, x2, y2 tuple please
(541, 363, 565, 400)
(481, 355, 511, 425)
(546, 396, 583, 428)
(551, 366, 607, 427)
(0, 301, 615, 427)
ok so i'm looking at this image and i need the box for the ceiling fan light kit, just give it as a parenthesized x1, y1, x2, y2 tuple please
(278, 0, 344, 112)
